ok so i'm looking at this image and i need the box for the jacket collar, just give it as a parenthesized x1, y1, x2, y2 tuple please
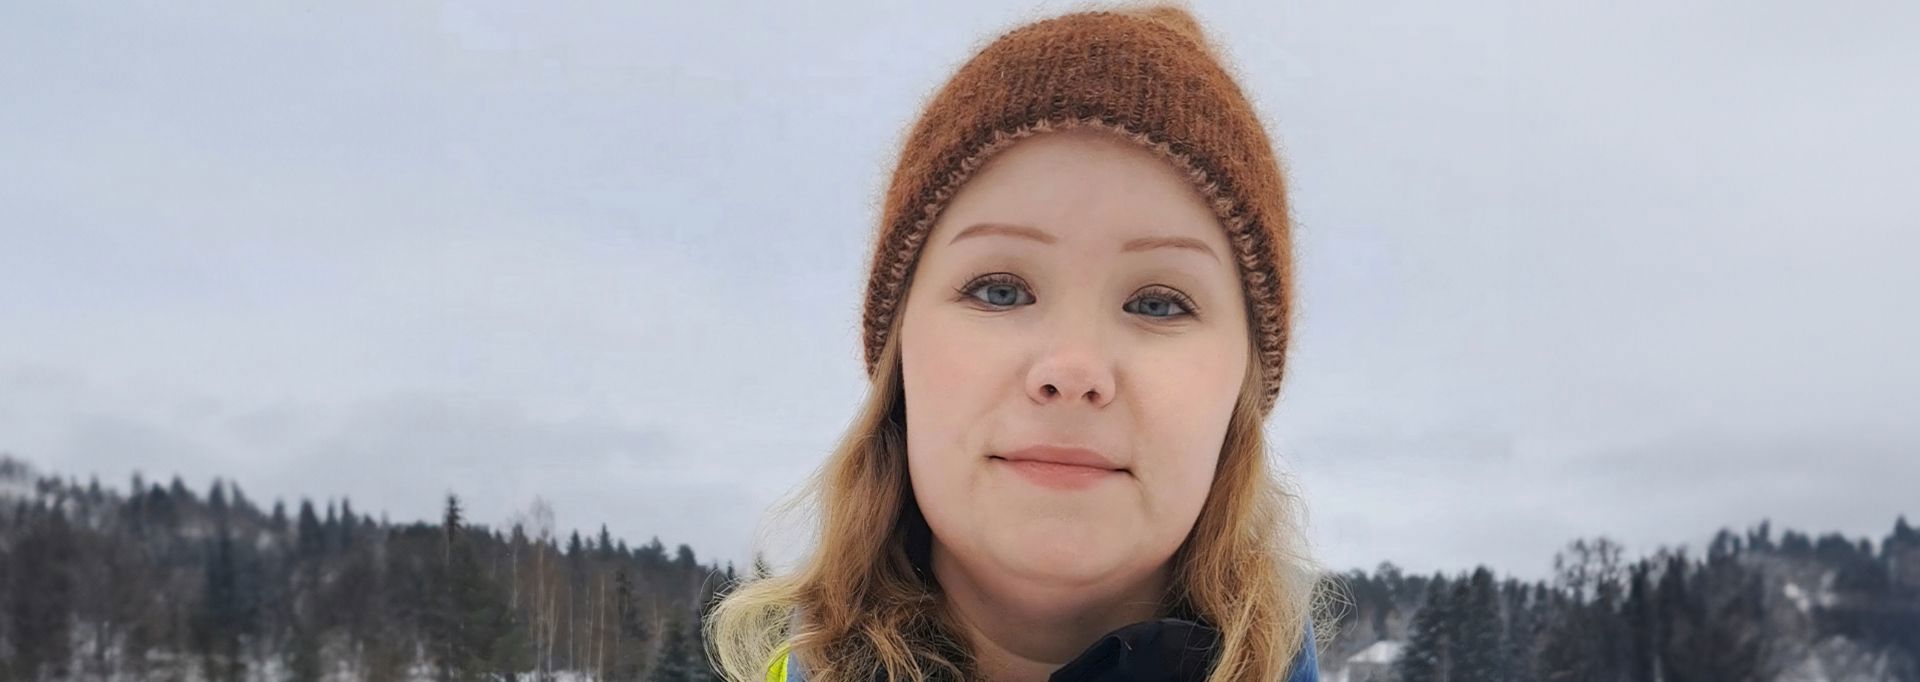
(1048, 617, 1222, 681)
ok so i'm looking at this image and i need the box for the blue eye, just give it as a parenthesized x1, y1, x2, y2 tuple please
(980, 284, 1024, 306)
(960, 274, 1034, 308)
(1126, 296, 1186, 318)
(1125, 286, 1200, 319)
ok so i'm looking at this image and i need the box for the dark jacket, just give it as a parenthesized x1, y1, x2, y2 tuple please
(771, 617, 1319, 681)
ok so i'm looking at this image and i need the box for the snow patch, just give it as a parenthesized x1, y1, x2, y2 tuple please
(1783, 582, 1813, 614)
(1349, 640, 1404, 665)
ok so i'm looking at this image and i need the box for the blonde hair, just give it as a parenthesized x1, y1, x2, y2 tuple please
(707, 306, 1333, 681)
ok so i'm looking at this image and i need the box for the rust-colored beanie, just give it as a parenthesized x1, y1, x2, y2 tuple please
(861, 5, 1296, 416)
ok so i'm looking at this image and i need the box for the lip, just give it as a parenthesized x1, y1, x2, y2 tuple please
(989, 445, 1127, 491)
(993, 445, 1125, 470)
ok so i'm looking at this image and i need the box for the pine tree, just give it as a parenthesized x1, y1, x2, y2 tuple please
(1747, 519, 1775, 553)
(1500, 583, 1542, 681)
(5, 508, 77, 680)
(1683, 550, 1774, 681)
(1591, 561, 1632, 682)
(640, 536, 669, 567)
(227, 481, 253, 516)
(208, 478, 229, 515)
(1453, 567, 1505, 681)
(339, 497, 357, 549)
(1887, 515, 1918, 562)
(431, 494, 528, 681)
(297, 499, 324, 558)
(1653, 553, 1691, 680)
(1780, 530, 1813, 555)
(650, 612, 715, 682)
(611, 566, 651, 680)
(1394, 574, 1455, 682)
(1622, 562, 1658, 682)
(193, 524, 251, 682)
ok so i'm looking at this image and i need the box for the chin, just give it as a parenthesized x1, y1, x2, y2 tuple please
(984, 520, 1132, 587)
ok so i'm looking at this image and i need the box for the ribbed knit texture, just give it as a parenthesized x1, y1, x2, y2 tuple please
(862, 5, 1296, 416)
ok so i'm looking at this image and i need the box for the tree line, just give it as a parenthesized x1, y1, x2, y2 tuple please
(1329, 519, 1920, 681)
(0, 456, 740, 681)
(4, 455, 1915, 681)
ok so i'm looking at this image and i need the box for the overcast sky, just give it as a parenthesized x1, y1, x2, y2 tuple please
(2, 0, 1914, 582)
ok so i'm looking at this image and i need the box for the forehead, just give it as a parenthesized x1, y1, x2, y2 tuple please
(927, 128, 1226, 250)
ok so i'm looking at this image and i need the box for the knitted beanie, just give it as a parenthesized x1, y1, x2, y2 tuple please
(861, 5, 1296, 416)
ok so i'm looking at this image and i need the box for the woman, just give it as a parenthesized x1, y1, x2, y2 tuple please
(710, 5, 1330, 681)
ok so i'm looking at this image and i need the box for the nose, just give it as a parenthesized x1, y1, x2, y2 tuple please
(1025, 329, 1117, 409)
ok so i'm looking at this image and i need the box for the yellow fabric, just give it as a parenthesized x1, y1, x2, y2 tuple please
(765, 644, 792, 682)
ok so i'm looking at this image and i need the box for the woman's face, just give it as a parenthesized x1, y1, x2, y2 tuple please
(898, 128, 1251, 598)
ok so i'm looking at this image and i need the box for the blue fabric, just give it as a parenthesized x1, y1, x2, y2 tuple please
(1284, 617, 1320, 682)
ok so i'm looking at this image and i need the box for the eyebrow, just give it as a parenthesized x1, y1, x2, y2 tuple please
(946, 222, 1219, 262)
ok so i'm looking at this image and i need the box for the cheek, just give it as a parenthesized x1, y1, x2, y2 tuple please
(1132, 339, 1246, 519)
(899, 306, 1010, 504)
(902, 311, 984, 446)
